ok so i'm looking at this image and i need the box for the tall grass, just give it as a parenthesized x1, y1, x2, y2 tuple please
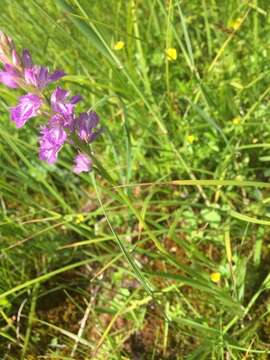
(1, 0, 270, 359)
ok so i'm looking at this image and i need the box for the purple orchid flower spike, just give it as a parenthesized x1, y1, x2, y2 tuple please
(24, 66, 65, 90)
(76, 111, 101, 143)
(0, 31, 101, 173)
(39, 125, 67, 164)
(10, 93, 43, 128)
(73, 153, 92, 174)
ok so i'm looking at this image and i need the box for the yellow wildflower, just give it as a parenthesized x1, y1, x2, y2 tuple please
(114, 41, 125, 51)
(186, 134, 197, 144)
(210, 272, 221, 283)
(75, 214, 85, 224)
(232, 116, 241, 125)
(230, 18, 242, 31)
(166, 48, 177, 61)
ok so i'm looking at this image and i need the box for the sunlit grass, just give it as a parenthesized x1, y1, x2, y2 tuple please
(1, 0, 270, 359)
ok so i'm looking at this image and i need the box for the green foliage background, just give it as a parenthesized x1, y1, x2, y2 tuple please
(1, 0, 270, 359)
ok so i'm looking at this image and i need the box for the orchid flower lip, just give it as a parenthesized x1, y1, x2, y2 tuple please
(10, 93, 43, 128)
(39, 124, 67, 164)
(73, 153, 92, 174)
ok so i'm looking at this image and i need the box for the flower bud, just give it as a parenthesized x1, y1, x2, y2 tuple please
(0, 31, 10, 48)
(0, 31, 15, 65)
(0, 53, 10, 65)
(12, 49, 22, 68)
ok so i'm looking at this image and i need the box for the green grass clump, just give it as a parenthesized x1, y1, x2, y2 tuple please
(1, 0, 270, 359)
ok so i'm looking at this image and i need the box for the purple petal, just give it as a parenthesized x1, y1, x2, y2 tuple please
(49, 70, 65, 82)
(24, 66, 49, 89)
(39, 146, 59, 164)
(89, 127, 103, 142)
(0, 71, 19, 88)
(38, 67, 49, 89)
(50, 87, 78, 121)
(40, 125, 67, 146)
(76, 111, 100, 142)
(48, 114, 62, 126)
(0, 64, 21, 88)
(22, 49, 33, 68)
(39, 125, 67, 164)
(24, 67, 36, 86)
(73, 153, 92, 174)
(51, 87, 68, 105)
(4, 63, 19, 73)
(70, 94, 82, 104)
(10, 93, 42, 128)
(49, 126, 67, 145)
